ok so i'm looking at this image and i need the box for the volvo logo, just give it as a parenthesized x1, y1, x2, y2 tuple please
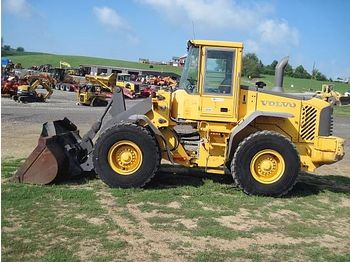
(261, 100, 296, 107)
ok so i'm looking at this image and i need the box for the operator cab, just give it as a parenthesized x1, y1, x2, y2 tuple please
(173, 40, 243, 122)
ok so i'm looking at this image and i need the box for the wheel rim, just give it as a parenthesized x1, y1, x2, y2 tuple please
(108, 140, 142, 175)
(250, 149, 285, 184)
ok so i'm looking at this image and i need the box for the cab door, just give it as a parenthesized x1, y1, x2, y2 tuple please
(200, 47, 237, 121)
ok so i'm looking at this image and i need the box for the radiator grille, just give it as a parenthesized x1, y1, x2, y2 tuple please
(300, 105, 317, 141)
(330, 114, 334, 135)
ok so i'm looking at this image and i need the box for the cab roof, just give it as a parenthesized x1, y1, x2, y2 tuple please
(189, 40, 244, 49)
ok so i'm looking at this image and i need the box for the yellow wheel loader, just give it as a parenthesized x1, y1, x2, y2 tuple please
(15, 40, 345, 196)
(77, 74, 117, 106)
(116, 73, 140, 98)
(314, 84, 350, 106)
(77, 84, 108, 107)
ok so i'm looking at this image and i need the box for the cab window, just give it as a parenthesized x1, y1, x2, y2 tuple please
(178, 46, 199, 93)
(204, 49, 235, 95)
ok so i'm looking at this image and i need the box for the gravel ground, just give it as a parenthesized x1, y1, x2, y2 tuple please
(1, 90, 349, 177)
(1, 90, 142, 159)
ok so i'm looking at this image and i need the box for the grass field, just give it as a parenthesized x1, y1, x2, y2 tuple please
(242, 74, 350, 94)
(3, 52, 182, 75)
(2, 160, 350, 261)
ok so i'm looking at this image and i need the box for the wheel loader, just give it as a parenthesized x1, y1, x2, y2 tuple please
(314, 84, 350, 106)
(116, 73, 140, 98)
(14, 40, 345, 196)
(77, 73, 117, 106)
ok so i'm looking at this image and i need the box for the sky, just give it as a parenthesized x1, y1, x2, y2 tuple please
(2, 0, 350, 79)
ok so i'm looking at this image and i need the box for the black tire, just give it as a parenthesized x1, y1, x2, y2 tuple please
(90, 97, 96, 107)
(231, 131, 300, 197)
(93, 123, 160, 188)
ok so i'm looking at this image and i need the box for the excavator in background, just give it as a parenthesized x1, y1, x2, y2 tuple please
(15, 40, 345, 197)
(59, 61, 71, 68)
(13, 77, 53, 103)
(314, 84, 350, 106)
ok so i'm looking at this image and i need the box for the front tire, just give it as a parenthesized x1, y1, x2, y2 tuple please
(231, 131, 300, 197)
(93, 124, 160, 188)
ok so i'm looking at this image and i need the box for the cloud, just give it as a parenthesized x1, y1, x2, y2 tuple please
(93, 6, 139, 44)
(245, 39, 260, 53)
(4, 0, 32, 17)
(138, 0, 272, 31)
(138, 0, 299, 56)
(257, 19, 299, 46)
(93, 6, 128, 30)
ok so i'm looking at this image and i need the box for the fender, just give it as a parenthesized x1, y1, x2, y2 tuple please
(227, 111, 294, 160)
(128, 114, 174, 163)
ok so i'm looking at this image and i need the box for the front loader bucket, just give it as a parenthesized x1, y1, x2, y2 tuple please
(339, 96, 350, 106)
(14, 118, 86, 185)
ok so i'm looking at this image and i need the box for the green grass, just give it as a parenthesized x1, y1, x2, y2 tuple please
(334, 106, 350, 117)
(2, 52, 182, 75)
(2, 160, 350, 261)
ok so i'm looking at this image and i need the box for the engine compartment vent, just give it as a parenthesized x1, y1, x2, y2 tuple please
(300, 105, 317, 141)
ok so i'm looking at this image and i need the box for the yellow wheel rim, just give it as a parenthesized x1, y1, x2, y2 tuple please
(250, 149, 285, 184)
(108, 140, 142, 175)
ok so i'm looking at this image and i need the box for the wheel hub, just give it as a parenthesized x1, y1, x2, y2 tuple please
(108, 140, 142, 175)
(120, 151, 133, 165)
(250, 149, 285, 184)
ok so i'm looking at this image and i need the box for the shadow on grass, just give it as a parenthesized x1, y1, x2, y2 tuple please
(288, 172, 350, 197)
(146, 165, 235, 189)
(4, 160, 350, 197)
(147, 168, 350, 197)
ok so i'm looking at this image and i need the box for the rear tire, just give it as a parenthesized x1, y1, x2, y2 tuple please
(93, 123, 160, 188)
(231, 131, 300, 197)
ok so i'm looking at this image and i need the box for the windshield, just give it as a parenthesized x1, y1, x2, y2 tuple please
(124, 75, 130, 82)
(179, 46, 199, 93)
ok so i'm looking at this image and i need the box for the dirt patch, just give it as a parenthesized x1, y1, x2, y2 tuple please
(268, 209, 301, 220)
(76, 239, 105, 261)
(94, 190, 350, 260)
(177, 218, 198, 230)
(75, 214, 106, 225)
(216, 208, 277, 231)
(340, 197, 350, 208)
(166, 201, 181, 209)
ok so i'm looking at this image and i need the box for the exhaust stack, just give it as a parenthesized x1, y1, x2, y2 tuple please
(272, 56, 289, 92)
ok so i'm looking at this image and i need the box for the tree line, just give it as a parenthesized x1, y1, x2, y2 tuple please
(243, 53, 329, 81)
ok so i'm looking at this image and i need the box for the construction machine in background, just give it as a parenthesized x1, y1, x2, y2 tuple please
(1, 76, 21, 97)
(77, 74, 116, 106)
(314, 84, 350, 106)
(15, 40, 345, 197)
(116, 73, 140, 98)
(13, 77, 53, 103)
(52, 68, 80, 92)
(77, 84, 108, 106)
